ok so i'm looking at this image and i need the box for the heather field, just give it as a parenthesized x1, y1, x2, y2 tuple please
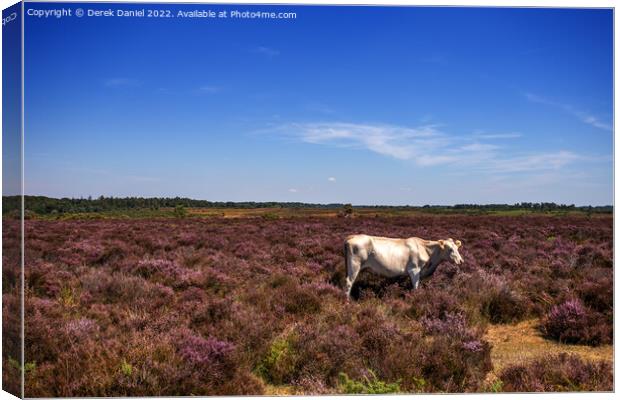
(2, 213, 614, 396)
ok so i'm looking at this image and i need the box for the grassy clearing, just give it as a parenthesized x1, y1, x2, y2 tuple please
(484, 318, 613, 380)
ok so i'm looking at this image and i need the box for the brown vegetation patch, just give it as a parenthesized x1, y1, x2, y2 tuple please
(485, 318, 613, 375)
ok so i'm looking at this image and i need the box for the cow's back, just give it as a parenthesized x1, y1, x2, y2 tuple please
(367, 236, 412, 272)
(347, 235, 413, 277)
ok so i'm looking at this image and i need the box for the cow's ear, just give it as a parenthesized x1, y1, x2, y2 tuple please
(456, 240, 462, 248)
(438, 239, 445, 249)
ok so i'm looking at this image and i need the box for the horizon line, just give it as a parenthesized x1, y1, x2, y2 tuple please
(5, 194, 613, 209)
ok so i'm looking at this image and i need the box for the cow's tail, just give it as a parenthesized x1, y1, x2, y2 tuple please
(344, 240, 350, 276)
(343, 240, 353, 298)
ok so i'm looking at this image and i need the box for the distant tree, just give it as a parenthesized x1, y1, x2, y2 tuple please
(339, 203, 354, 218)
(174, 204, 187, 218)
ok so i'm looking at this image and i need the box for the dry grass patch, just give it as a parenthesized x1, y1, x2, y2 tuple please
(485, 318, 612, 375)
(262, 383, 297, 395)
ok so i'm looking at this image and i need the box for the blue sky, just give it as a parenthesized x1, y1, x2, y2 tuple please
(23, 4, 613, 205)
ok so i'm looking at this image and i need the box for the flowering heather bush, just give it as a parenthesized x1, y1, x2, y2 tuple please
(574, 244, 613, 269)
(500, 353, 612, 392)
(541, 299, 611, 345)
(406, 289, 463, 320)
(292, 375, 331, 394)
(27, 261, 77, 298)
(419, 334, 492, 392)
(478, 280, 530, 324)
(577, 273, 613, 315)
(13, 214, 612, 396)
(289, 317, 363, 385)
(421, 312, 473, 338)
(64, 317, 100, 340)
(417, 312, 492, 391)
(178, 331, 236, 384)
(542, 299, 588, 342)
(2, 288, 21, 396)
(126, 258, 202, 289)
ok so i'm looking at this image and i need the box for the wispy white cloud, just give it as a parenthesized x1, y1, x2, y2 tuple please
(478, 151, 583, 174)
(104, 78, 139, 88)
(524, 92, 612, 131)
(283, 122, 442, 161)
(254, 46, 280, 57)
(274, 121, 594, 174)
(328, 177, 336, 182)
(460, 143, 499, 152)
(288, 188, 298, 193)
(578, 114, 612, 131)
(473, 132, 522, 140)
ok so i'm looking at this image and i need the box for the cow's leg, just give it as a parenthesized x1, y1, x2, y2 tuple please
(345, 257, 362, 300)
(408, 266, 422, 290)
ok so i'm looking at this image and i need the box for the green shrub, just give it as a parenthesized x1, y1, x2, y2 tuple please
(484, 378, 503, 393)
(338, 371, 401, 394)
(120, 359, 133, 377)
(262, 212, 279, 220)
(174, 204, 187, 218)
(256, 336, 296, 384)
(338, 204, 353, 218)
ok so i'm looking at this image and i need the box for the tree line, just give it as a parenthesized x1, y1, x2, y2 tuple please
(2, 195, 345, 215)
(1, 196, 612, 215)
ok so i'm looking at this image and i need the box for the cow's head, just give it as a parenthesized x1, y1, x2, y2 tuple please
(438, 238, 464, 265)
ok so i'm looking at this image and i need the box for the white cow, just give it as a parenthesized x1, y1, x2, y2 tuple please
(344, 235, 463, 299)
